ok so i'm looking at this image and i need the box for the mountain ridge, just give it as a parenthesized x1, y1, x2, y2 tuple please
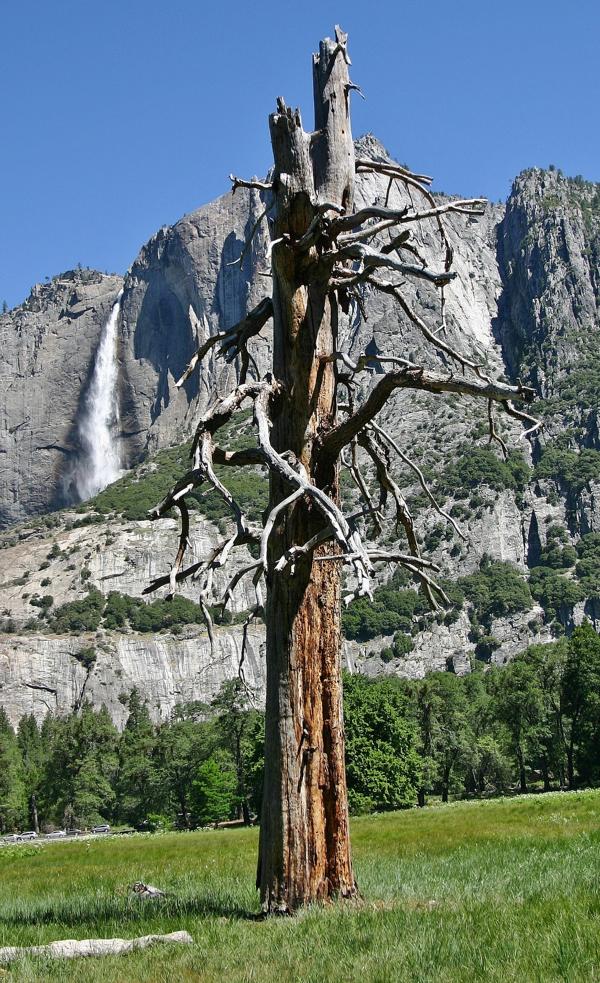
(1, 146, 599, 722)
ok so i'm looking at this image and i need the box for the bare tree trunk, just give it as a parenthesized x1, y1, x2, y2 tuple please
(145, 25, 537, 917)
(567, 741, 575, 790)
(30, 794, 39, 835)
(441, 767, 450, 803)
(257, 31, 357, 913)
(516, 745, 527, 793)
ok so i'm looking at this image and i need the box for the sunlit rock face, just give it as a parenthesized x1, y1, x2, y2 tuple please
(1, 143, 599, 721)
(0, 271, 123, 527)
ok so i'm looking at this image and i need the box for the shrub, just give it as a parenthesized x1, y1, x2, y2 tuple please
(73, 647, 96, 670)
(574, 534, 600, 600)
(459, 560, 532, 626)
(529, 567, 583, 623)
(342, 582, 426, 641)
(534, 447, 600, 495)
(392, 632, 414, 657)
(439, 445, 530, 498)
(29, 595, 54, 614)
(50, 590, 105, 633)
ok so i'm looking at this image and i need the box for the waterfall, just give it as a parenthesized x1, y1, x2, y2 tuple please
(73, 290, 123, 500)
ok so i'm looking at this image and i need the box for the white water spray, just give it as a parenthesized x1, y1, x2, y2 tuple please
(73, 290, 123, 500)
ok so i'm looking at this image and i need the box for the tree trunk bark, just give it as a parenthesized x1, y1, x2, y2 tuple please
(441, 767, 450, 803)
(257, 31, 357, 913)
(517, 745, 527, 793)
(30, 794, 39, 835)
(541, 757, 550, 793)
(567, 743, 575, 790)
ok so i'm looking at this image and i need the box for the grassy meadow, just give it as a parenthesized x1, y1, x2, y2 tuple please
(0, 790, 598, 982)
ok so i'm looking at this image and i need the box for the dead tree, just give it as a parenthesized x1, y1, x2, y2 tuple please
(145, 28, 538, 913)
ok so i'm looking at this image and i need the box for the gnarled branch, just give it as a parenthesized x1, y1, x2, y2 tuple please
(321, 364, 536, 460)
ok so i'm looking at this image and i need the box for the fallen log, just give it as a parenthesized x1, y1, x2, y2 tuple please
(0, 930, 193, 964)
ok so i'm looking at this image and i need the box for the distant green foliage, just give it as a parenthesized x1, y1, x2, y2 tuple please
(49, 589, 238, 635)
(29, 594, 54, 614)
(191, 757, 237, 826)
(534, 447, 600, 495)
(539, 525, 577, 570)
(392, 632, 414, 657)
(562, 622, 600, 785)
(529, 567, 583, 623)
(342, 576, 427, 642)
(439, 444, 530, 499)
(51, 590, 105, 633)
(380, 632, 414, 663)
(459, 559, 532, 626)
(81, 418, 268, 524)
(575, 533, 600, 599)
(0, 627, 600, 832)
(72, 647, 96, 671)
(104, 592, 208, 634)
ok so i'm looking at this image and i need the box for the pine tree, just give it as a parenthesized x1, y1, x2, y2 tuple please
(117, 690, 158, 825)
(0, 709, 27, 832)
(17, 714, 45, 832)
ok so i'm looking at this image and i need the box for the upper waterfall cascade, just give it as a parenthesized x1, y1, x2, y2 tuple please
(73, 290, 124, 500)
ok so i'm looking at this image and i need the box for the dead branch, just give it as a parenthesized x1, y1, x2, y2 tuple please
(221, 561, 263, 612)
(323, 351, 414, 375)
(260, 485, 305, 573)
(355, 157, 433, 186)
(336, 242, 456, 287)
(332, 205, 408, 234)
(142, 559, 205, 596)
(355, 157, 459, 270)
(341, 441, 383, 535)
(368, 420, 466, 540)
(357, 429, 430, 603)
(335, 200, 486, 251)
(230, 174, 273, 194)
(169, 500, 190, 595)
(369, 278, 493, 381)
(502, 399, 543, 438)
(488, 400, 509, 458)
(197, 431, 250, 542)
(244, 387, 374, 597)
(191, 379, 271, 451)
(230, 204, 274, 270)
(321, 364, 536, 460)
(177, 298, 273, 388)
(0, 932, 194, 964)
(238, 598, 264, 692)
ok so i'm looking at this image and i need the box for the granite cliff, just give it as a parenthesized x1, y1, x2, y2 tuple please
(1, 142, 598, 723)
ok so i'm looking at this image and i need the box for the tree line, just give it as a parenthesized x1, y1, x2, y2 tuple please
(0, 623, 599, 833)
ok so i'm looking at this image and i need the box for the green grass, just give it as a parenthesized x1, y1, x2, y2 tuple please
(1, 790, 599, 981)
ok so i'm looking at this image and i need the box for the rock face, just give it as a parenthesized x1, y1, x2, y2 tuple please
(496, 167, 600, 425)
(117, 187, 272, 463)
(0, 271, 123, 527)
(0, 627, 264, 730)
(1, 141, 599, 723)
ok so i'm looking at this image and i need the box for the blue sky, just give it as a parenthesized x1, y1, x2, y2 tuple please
(1, 0, 598, 308)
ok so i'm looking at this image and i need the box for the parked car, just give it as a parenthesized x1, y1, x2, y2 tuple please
(91, 824, 110, 834)
(17, 831, 38, 840)
(2, 834, 20, 843)
(66, 828, 82, 837)
(45, 830, 66, 839)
